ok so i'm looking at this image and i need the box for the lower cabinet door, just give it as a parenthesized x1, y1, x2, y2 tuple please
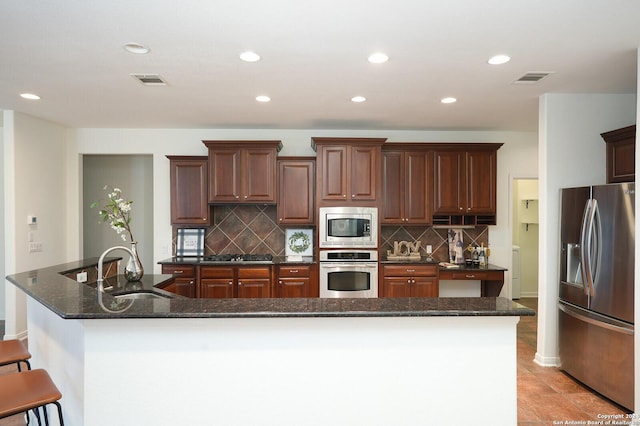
(237, 279, 271, 298)
(412, 277, 439, 297)
(173, 278, 196, 298)
(200, 279, 234, 298)
(278, 278, 311, 298)
(382, 278, 412, 298)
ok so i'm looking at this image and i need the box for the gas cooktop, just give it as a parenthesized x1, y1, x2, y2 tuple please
(203, 253, 274, 263)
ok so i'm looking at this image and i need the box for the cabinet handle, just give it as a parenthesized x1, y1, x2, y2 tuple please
(173, 270, 184, 274)
(406, 269, 416, 273)
(465, 274, 476, 279)
(289, 269, 298, 273)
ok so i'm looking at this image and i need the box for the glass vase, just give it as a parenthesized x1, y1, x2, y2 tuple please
(124, 241, 144, 281)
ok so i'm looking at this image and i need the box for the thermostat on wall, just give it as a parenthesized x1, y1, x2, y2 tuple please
(27, 215, 37, 225)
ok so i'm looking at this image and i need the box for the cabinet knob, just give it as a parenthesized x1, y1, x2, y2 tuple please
(351, 194, 355, 198)
(228, 281, 233, 285)
(244, 195, 248, 199)
(343, 194, 347, 198)
(238, 281, 242, 286)
(235, 196, 239, 199)
(279, 280, 283, 284)
(202, 218, 207, 221)
(279, 218, 282, 222)
(459, 207, 463, 211)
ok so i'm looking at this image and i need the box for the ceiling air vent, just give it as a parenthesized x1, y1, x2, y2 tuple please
(131, 74, 167, 86)
(513, 72, 552, 84)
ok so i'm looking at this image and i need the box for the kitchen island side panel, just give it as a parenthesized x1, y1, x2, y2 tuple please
(27, 299, 518, 426)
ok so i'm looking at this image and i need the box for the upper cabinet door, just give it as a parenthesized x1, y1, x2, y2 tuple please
(208, 149, 241, 202)
(466, 150, 496, 214)
(277, 158, 315, 225)
(167, 156, 209, 225)
(204, 141, 282, 204)
(319, 145, 349, 202)
(433, 150, 465, 214)
(350, 146, 378, 202)
(244, 148, 277, 202)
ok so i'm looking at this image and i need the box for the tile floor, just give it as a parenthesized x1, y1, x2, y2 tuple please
(0, 299, 633, 425)
(516, 297, 632, 425)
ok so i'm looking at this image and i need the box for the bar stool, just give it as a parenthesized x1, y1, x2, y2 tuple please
(0, 339, 32, 371)
(0, 369, 64, 425)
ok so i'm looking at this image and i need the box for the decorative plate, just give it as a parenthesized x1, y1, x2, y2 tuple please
(285, 229, 313, 256)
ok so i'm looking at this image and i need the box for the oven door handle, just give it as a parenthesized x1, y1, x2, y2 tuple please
(320, 263, 378, 269)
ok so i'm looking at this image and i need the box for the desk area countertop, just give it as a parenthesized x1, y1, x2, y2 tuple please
(7, 258, 533, 319)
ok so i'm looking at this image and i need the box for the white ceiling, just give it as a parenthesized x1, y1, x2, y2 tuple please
(1, 0, 638, 132)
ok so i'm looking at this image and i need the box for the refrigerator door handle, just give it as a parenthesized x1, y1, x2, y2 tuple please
(559, 303, 633, 335)
(584, 199, 598, 297)
(579, 199, 592, 296)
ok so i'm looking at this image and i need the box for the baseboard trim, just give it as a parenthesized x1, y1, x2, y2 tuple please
(3, 329, 28, 341)
(534, 352, 560, 367)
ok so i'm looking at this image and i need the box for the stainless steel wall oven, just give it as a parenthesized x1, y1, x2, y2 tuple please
(319, 250, 378, 298)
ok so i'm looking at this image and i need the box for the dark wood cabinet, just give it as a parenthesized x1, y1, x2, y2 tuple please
(276, 264, 318, 298)
(161, 264, 197, 298)
(601, 125, 636, 183)
(200, 266, 272, 298)
(312, 137, 386, 207)
(432, 143, 501, 225)
(382, 147, 432, 224)
(277, 157, 315, 225)
(203, 140, 282, 203)
(381, 264, 439, 298)
(166, 156, 209, 225)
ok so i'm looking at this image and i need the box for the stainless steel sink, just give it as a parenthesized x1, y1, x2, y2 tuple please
(113, 291, 171, 300)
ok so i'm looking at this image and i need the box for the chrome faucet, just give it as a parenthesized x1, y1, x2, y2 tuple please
(96, 246, 141, 292)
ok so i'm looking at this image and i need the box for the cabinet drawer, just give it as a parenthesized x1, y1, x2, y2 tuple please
(200, 267, 235, 279)
(383, 265, 438, 277)
(238, 267, 272, 279)
(162, 264, 195, 278)
(278, 265, 311, 278)
(444, 270, 503, 281)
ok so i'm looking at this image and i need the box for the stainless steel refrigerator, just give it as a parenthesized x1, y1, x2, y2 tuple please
(558, 183, 634, 410)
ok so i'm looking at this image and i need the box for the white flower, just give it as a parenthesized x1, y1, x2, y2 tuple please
(91, 185, 135, 242)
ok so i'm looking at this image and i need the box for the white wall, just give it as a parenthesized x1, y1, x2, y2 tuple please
(537, 93, 637, 367)
(67, 128, 538, 289)
(0, 120, 4, 320)
(3, 111, 69, 338)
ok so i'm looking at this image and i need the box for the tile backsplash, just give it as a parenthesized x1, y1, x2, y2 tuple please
(174, 205, 488, 261)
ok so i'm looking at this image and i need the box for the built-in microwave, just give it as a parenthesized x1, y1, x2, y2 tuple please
(319, 206, 378, 248)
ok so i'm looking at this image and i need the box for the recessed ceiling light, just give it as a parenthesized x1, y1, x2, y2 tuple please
(124, 43, 150, 54)
(256, 95, 271, 102)
(368, 52, 389, 64)
(441, 97, 457, 104)
(351, 96, 367, 103)
(20, 93, 40, 100)
(488, 54, 510, 65)
(240, 51, 261, 62)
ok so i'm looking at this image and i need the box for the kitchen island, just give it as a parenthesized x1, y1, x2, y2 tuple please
(7, 259, 534, 426)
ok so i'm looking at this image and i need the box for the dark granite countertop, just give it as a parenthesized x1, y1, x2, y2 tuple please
(7, 258, 533, 320)
(158, 256, 316, 266)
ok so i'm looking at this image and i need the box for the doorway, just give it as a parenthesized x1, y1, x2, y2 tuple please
(82, 155, 154, 272)
(512, 178, 539, 299)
